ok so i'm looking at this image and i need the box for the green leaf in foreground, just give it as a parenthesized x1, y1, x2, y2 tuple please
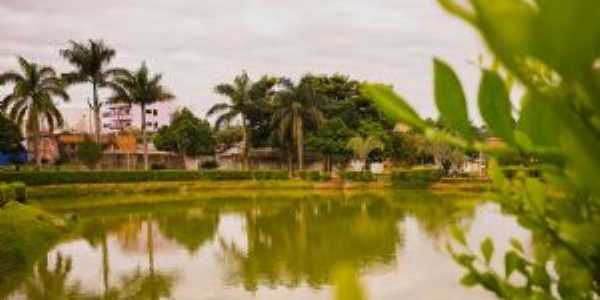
(478, 70, 515, 145)
(434, 58, 476, 140)
(360, 83, 427, 131)
(481, 238, 494, 265)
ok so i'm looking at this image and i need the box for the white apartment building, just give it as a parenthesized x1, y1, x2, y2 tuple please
(101, 102, 174, 133)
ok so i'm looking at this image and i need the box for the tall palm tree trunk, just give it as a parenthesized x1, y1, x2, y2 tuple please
(241, 116, 249, 171)
(141, 103, 149, 170)
(34, 129, 42, 171)
(296, 116, 304, 171)
(93, 82, 102, 145)
(287, 146, 293, 177)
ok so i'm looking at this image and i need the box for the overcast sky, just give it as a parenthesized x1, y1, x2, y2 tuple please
(0, 0, 485, 127)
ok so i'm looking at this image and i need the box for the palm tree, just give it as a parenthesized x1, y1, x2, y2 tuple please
(108, 63, 174, 170)
(207, 72, 276, 170)
(273, 78, 324, 171)
(60, 40, 117, 144)
(0, 57, 69, 170)
(346, 135, 384, 171)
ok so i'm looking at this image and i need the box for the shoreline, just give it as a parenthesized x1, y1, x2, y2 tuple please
(27, 178, 491, 201)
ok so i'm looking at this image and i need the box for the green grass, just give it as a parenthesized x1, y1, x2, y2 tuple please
(0, 202, 66, 297)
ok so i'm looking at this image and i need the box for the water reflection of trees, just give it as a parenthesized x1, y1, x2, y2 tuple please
(217, 192, 478, 291)
(12, 191, 479, 297)
(218, 195, 403, 290)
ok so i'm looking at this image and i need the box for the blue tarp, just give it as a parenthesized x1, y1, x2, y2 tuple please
(0, 152, 28, 166)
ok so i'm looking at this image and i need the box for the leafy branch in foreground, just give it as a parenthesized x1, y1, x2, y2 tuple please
(358, 0, 600, 299)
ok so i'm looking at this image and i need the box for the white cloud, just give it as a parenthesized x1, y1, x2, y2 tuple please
(0, 0, 485, 124)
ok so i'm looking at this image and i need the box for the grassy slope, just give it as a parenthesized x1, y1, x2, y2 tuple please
(0, 202, 66, 297)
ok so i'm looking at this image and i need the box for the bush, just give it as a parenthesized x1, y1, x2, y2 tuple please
(199, 171, 289, 181)
(390, 169, 443, 188)
(10, 182, 26, 203)
(252, 171, 289, 180)
(200, 160, 218, 170)
(342, 171, 375, 182)
(77, 141, 102, 169)
(0, 170, 295, 186)
(150, 163, 167, 170)
(298, 171, 331, 182)
(0, 182, 26, 205)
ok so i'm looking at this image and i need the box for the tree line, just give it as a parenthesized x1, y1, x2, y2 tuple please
(0, 40, 482, 173)
(0, 40, 173, 171)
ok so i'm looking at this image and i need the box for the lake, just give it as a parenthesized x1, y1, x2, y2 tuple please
(3, 190, 526, 299)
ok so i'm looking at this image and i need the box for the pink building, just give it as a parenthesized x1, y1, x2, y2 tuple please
(101, 102, 175, 133)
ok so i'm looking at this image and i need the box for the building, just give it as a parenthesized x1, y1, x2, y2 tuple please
(101, 102, 174, 133)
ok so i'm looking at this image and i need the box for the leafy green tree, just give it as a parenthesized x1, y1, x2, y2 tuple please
(0, 113, 24, 160)
(77, 140, 102, 169)
(303, 74, 392, 130)
(346, 135, 384, 171)
(60, 40, 117, 144)
(0, 57, 69, 170)
(273, 77, 325, 170)
(362, 0, 600, 298)
(108, 63, 174, 170)
(207, 72, 277, 170)
(214, 126, 243, 150)
(306, 118, 353, 172)
(154, 108, 216, 157)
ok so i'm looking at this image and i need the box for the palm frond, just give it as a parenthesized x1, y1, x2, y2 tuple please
(207, 102, 232, 116)
(214, 111, 239, 129)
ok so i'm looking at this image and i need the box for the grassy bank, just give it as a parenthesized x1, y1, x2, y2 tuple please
(0, 202, 67, 297)
(27, 178, 490, 203)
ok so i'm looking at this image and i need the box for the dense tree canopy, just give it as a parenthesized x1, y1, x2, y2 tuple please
(0, 114, 23, 155)
(154, 108, 215, 157)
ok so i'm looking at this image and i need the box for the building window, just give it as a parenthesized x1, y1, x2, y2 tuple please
(146, 109, 152, 114)
(153, 109, 158, 116)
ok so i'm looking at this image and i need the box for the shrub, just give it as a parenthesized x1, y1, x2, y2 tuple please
(10, 182, 26, 203)
(0, 182, 26, 205)
(200, 160, 219, 170)
(390, 169, 442, 188)
(252, 171, 289, 180)
(150, 163, 167, 170)
(342, 171, 375, 182)
(198, 171, 253, 181)
(298, 171, 331, 182)
(0, 170, 294, 186)
(77, 141, 102, 169)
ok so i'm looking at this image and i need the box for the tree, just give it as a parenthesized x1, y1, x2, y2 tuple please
(362, 0, 600, 298)
(346, 135, 384, 171)
(77, 140, 102, 169)
(306, 118, 353, 172)
(207, 72, 277, 170)
(303, 74, 393, 131)
(60, 40, 117, 144)
(108, 63, 174, 170)
(0, 57, 69, 170)
(154, 108, 216, 157)
(0, 113, 24, 154)
(273, 77, 325, 171)
(214, 126, 243, 150)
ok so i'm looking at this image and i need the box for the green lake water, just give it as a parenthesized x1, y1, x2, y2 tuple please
(2, 190, 527, 299)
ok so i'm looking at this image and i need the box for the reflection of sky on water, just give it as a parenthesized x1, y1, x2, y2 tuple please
(10, 194, 528, 299)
